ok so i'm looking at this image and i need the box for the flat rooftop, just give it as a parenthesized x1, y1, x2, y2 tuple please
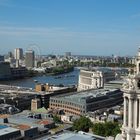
(80, 68, 115, 73)
(107, 80, 124, 84)
(14, 124, 31, 130)
(45, 131, 105, 140)
(0, 125, 20, 136)
(51, 88, 120, 104)
(0, 112, 54, 130)
(0, 125, 8, 129)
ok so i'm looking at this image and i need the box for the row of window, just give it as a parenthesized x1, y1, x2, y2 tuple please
(79, 84, 91, 90)
(80, 77, 92, 85)
(50, 105, 85, 116)
(50, 99, 84, 108)
(50, 103, 85, 113)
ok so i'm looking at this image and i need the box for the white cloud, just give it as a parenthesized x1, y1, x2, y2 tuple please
(0, 26, 96, 39)
(0, 25, 138, 56)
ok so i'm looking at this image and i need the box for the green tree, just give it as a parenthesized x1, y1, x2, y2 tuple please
(27, 70, 38, 77)
(92, 123, 105, 136)
(92, 121, 121, 137)
(53, 115, 62, 123)
(73, 116, 92, 132)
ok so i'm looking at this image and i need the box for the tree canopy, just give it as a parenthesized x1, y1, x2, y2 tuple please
(73, 116, 92, 132)
(92, 121, 121, 137)
(53, 115, 62, 123)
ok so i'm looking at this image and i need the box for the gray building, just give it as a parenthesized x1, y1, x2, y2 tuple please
(65, 52, 71, 57)
(0, 62, 12, 80)
(25, 50, 35, 68)
(50, 88, 123, 116)
(0, 111, 55, 139)
(0, 55, 4, 62)
(7, 51, 13, 58)
(0, 125, 22, 140)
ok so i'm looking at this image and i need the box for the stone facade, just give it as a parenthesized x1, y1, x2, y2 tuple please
(78, 69, 116, 91)
(78, 70, 104, 91)
(122, 49, 140, 140)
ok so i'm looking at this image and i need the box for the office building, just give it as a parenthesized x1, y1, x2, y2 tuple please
(0, 111, 55, 139)
(50, 88, 123, 116)
(14, 48, 23, 60)
(0, 88, 37, 111)
(36, 84, 77, 108)
(0, 125, 22, 140)
(65, 52, 71, 57)
(0, 62, 12, 80)
(25, 50, 35, 68)
(10, 67, 28, 79)
(0, 55, 4, 62)
(7, 51, 13, 58)
(78, 69, 116, 91)
(78, 69, 104, 91)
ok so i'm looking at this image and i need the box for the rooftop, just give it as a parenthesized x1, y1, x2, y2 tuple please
(15, 124, 31, 130)
(107, 80, 124, 84)
(33, 107, 48, 114)
(0, 114, 9, 119)
(0, 111, 54, 130)
(80, 67, 115, 73)
(0, 125, 20, 136)
(37, 120, 50, 125)
(52, 88, 120, 104)
(46, 131, 105, 140)
(0, 125, 8, 129)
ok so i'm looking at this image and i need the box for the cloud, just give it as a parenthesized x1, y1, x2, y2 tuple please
(0, 25, 137, 56)
(0, 26, 62, 36)
(0, 25, 133, 42)
(0, 26, 96, 40)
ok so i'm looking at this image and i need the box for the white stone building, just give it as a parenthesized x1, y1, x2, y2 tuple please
(78, 69, 116, 91)
(78, 69, 104, 91)
(14, 48, 23, 60)
(122, 49, 140, 140)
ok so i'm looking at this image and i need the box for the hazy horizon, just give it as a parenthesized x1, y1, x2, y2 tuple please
(0, 0, 140, 56)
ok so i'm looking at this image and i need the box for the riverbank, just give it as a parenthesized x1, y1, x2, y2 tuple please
(28, 66, 74, 77)
(45, 66, 74, 76)
(0, 68, 79, 89)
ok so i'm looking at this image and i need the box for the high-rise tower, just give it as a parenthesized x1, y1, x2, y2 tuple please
(25, 50, 35, 68)
(14, 48, 23, 60)
(122, 49, 140, 140)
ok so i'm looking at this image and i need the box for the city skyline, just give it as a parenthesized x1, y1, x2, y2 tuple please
(0, 0, 140, 56)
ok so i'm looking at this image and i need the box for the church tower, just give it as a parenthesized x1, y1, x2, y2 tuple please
(122, 49, 140, 140)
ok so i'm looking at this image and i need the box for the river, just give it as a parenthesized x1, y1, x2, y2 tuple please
(0, 68, 79, 89)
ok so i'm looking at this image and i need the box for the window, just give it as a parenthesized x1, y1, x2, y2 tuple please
(137, 80, 140, 89)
